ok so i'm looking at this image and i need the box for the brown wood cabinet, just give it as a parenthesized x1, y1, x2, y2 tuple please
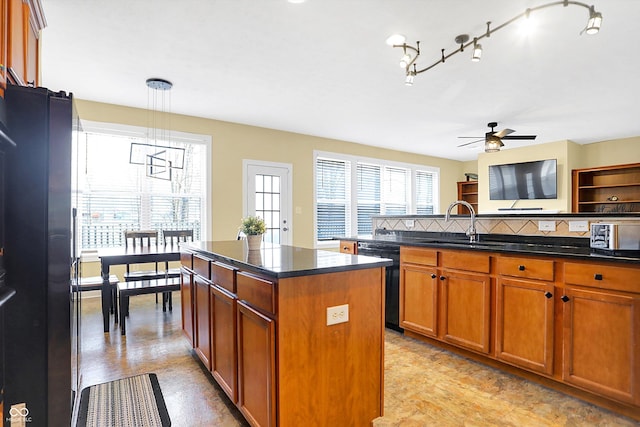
(2, 0, 44, 92)
(237, 300, 276, 427)
(210, 284, 237, 402)
(440, 250, 491, 354)
(457, 180, 478, 213)
(338, 240, 356, 254)
(400, 260, 439, 337)
(400, 244, 640, 420)
(562, 261, 640, 405)
(572, 162, 640, 213)
(181, 248, 385, 426)
(193, 274, 211, 370)
(180, 268, 194, 346)
(496, 256, 555, 375)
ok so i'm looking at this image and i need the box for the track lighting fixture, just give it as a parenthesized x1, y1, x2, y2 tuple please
(388, 1, 602, 83)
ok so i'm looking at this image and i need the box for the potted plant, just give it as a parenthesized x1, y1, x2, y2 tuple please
(240, 215, 267, 250)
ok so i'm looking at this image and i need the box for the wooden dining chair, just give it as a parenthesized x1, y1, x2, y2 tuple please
(161, 229, 194, 312)
(163, 229, 194, 246)
(121, 230, 171, 316)
(123, 230, 164, 281)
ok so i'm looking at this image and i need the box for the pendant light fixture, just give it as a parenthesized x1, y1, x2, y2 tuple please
(129, 78, 185, 181)
(387, 1, 602, 83)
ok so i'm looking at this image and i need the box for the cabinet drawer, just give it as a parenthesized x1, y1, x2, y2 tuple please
(497, 256, 554, 282)
(237, 272, 275, 315)
(564, 262, 640, 293)
(193, 254, 211, 279)
(400, 247, 437, 266)
(339, 240, 357, 255)
(180, 251, 193, 270)
(211, 262, 236, 294)
(441, 250, 490, 274)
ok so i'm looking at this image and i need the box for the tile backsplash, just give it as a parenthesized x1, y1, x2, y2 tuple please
(372, 215, 640, 238)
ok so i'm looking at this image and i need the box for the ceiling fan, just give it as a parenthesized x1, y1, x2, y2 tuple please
(458, 122, 537, 152)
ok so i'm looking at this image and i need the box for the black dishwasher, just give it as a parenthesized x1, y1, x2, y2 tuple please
(357, 241, 402, 332)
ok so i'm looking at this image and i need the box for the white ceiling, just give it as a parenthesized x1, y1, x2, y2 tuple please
(40, 0, 639, 161)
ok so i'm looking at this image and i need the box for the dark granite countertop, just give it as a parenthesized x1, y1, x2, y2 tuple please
(182, 240, 393, 279)
(339, 231, 640, 265)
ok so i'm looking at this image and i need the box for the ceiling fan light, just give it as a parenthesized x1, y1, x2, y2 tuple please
(485, 137, 503, 153)
(586, 7, 602, 35)
(386, 34, 406, 46)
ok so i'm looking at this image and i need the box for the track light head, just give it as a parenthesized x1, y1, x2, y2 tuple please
(472, 39, 482, 62)
(586, 6, 602, 35)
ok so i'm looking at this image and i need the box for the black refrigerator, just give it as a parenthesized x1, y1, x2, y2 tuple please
(2, 84, 73, 425)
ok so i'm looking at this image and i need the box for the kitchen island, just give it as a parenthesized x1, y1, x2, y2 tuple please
(179, 241, 392, 427)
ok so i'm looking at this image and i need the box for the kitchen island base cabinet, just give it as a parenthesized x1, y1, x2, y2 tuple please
(237, 301, 276, 427)
(180, 268, 194, 346)
(180, 242, 388, 427)
(210, 285, 237, 402)
(194, 274, 211, 370)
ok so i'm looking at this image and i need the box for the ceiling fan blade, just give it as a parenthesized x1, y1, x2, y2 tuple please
(457, 136, 483, 139)
(501, 134, 537, 140)
(494, 128, 515, 138)
(457, 138, 484, 147)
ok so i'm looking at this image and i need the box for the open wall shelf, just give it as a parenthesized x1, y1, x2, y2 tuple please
(457, 181, 478, 214)
(572, 163, 640, 213)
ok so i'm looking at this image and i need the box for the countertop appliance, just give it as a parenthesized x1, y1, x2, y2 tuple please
(590, 223, 640, 251)
(356, 241, 402, 332)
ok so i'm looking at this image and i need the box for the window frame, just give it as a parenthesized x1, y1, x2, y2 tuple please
(313, 150, 439, 248)
(73, 120, 212, 254)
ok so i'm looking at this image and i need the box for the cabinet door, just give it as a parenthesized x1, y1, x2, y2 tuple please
(237, 300, 276, 427)
(194, 274, 211, 370)
(400, 263, 438, 337)
(180, 268, 194, 346)
(562, 286, 640, 405)
(210, 284, 237, 403)
(441, 270, 491, 354)
(496, 278, 554, 375)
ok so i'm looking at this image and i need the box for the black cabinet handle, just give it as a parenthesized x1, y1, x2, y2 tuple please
(594, 273, 603, 281)
(544, 291, 553, 299)
(518, 265, 525, 271)
(431, 274, 437, 279)
(561, 295, 570, 302)
(440, 276, 446, 281)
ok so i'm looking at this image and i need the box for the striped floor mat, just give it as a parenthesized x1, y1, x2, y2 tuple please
(77, 373, 171, 427)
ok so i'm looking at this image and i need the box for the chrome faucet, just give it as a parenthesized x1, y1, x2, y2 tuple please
(445, 200, 477, 243)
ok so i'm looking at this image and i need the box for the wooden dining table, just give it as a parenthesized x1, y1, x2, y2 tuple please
(98, 245, 181, 333)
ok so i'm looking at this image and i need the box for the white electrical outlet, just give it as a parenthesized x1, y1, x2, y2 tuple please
(326, 304, 349, 326)
(538, 220, 556, 231)
(569, 220, 589, 232)
(405, 219, 415, 228)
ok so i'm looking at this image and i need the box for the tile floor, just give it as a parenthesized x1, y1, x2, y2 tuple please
(76, 294, 637, 426)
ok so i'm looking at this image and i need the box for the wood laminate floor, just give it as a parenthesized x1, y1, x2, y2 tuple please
(77, 294, 637, 426)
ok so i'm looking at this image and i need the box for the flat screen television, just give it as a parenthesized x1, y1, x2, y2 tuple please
(489, 159, 557, 200)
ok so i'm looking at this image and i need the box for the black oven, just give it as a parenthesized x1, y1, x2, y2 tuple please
(357, 241, 402, 332)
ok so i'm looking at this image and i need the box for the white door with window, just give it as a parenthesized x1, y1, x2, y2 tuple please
(244, 160, 292, 245)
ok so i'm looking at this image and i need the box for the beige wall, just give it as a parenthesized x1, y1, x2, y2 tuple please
(74, 100, 640, 247)
(475, 138, 640, 213)
(76, 100, 464, 248)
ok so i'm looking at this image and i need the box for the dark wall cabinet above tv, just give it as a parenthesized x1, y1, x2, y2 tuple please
(572, 163, 640, 213)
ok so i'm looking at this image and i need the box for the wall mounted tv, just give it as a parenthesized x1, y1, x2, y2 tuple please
(489, 159, 557, 200)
